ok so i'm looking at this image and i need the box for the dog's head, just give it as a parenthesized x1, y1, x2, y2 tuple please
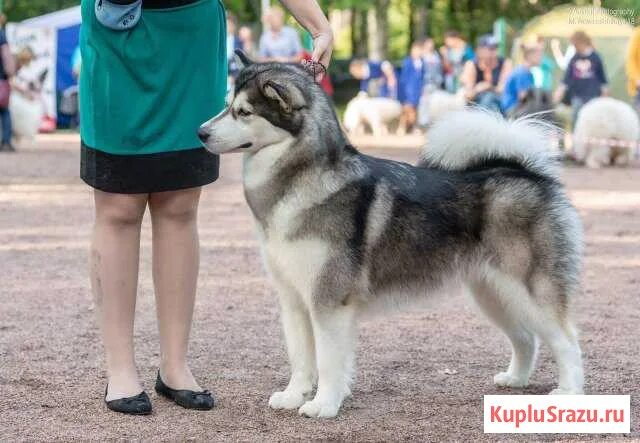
(198, 51, 328, 155)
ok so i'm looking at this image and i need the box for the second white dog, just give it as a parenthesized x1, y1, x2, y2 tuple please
(573, 97, 639, 168)
(343, 92, 402, 136)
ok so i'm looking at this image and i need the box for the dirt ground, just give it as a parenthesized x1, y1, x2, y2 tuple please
(0, 134, 638, 442)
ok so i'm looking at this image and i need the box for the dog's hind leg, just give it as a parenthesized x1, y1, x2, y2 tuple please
(268, 281, 317, 410)
(527, 273, 583, 395)
(476, 267, 583, 394)
(539, 321, 583, 395)
(298, 303, 356, 418)
(469, 276, 538, 388)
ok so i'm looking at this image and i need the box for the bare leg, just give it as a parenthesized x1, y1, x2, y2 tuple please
(403, 104, 417, 133)
(91, 190, 148, 401)
(148, 187, 202, 390)
(268, 280, 316, 410)
(298, 304, 356, 418)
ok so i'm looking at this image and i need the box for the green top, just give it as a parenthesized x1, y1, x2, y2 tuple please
(79, 0, 227, 155)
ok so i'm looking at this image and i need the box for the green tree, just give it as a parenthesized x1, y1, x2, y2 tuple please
(3, 0, 78, 21)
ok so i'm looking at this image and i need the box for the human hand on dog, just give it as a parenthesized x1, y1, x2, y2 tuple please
(279, 0, 333, 80)
(310, 31, 333, 81)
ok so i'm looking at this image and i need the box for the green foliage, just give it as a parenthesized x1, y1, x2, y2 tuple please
(3, 0, 637, 60)
(224, 0, 261, 23)
(388, 0, 410, 59)
(3, 0, 78, 21)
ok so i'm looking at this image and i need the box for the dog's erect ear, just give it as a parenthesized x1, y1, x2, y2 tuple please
(260, 79, 305, 114)
(234, 49, 253, 69)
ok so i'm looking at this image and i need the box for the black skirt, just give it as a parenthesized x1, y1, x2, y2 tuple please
(80, 143, 219, 194)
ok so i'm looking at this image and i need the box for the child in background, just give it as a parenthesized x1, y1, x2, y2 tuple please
(349, 58, 398, 99)
(501, 45, 542, 115)
(529, 36, 555, 91)
(554, 31, 608, 125)
(422, 37, 443, 91)
(399, 40, 426, 133)
(440, 30, 474, 93)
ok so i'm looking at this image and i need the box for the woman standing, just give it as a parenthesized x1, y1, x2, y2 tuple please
(80, 0, 332, 415)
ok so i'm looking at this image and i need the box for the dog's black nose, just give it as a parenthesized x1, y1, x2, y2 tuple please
(198, 127, 210, 143)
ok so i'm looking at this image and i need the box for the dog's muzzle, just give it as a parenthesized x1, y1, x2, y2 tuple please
(197, 127, 210, 143)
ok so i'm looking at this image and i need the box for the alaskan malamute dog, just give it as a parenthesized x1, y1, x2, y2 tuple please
(198, 53, 584, 418)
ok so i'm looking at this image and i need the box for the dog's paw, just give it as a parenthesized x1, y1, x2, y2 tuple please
(549, 387, 583, 395)
(298, 399, 340, 418)
(268, 390, 306, 410)
(493, 372, 528, 388)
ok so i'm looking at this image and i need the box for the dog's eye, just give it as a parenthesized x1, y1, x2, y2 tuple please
(237, 108, 252, 117)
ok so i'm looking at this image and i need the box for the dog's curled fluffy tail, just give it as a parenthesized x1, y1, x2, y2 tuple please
(420, 109, 560, 178)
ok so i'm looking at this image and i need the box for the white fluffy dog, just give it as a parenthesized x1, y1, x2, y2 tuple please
(9, 92, 43, 144)
(572, 97, 639, 168)
(343, 92, 402, 136)
(417, 89, 466, 127)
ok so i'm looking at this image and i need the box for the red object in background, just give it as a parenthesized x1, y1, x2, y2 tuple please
(301, 51, 334, 96)
(39, 116, 57, 133)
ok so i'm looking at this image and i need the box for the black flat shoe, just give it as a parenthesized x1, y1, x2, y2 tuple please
(155, 372, 214, 410)
(104, 386, 152, 415)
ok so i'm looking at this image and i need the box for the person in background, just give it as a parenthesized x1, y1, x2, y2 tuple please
(529, 36, 555, 92)
(11, 47, 37, 98)
(626, 26, 640, 112)
(399, 40, 426, 133)
(422, 37, 443, 91)
(440, 30, 474, 93)
(0, 13, 16, 152)
(349, 58, 398, 99)
(501, 44, 542, 115)
(65, 46, 81, 127)
(553, 31, 608, 126)
(226, 13, 242, 80)
(238, 25, 257, 59)
(550, 37, 575, 72)
(72, 45, 82, 80)
(259, 6, 302, 63)
(461, 34, 512, 113)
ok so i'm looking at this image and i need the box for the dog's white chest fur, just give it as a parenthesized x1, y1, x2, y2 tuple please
(264, 192, 333, 303)
(244, 150, 342, 303)
(261, 232, 329, 304)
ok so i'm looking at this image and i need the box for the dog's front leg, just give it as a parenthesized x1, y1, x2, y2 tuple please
(268, 286, 316, 410)
(298, 304, 356, 418)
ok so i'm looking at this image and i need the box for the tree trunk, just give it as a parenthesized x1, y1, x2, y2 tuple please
(413, 3, 429, 40)
(409, 1, 415, 46)
(370, 0, 389, 60)
(353, 7, 368, 58)
(350, 8, 357, 58)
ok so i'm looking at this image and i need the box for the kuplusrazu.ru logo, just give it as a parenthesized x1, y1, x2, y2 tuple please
(568, 7, 636, 26)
